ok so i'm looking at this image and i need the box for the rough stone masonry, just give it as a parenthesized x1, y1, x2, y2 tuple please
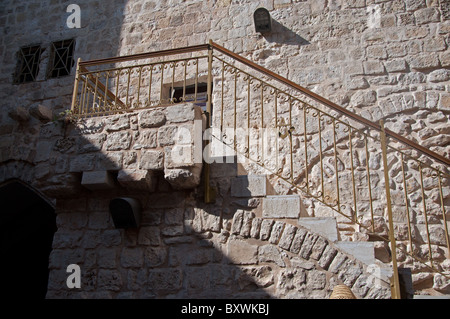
(0, 0, 449, 298)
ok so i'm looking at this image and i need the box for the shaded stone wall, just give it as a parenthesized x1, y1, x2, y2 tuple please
(46, 172, 391, 299)
(0, 0, 449, 298)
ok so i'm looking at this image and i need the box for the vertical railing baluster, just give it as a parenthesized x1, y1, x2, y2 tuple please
(332, 119, 340, 212)
(380, 120, 401, 300)
(247, 75, 251, 157)
(148, 65, 153, 107)
(125, 68, 131, 109)
(349, 127, 357, 222)
(114, 70, 120, 110)
(303, 106, 309, 193)
(220, 60, 224, 132)
(137, 66, 142, 108)
(204, 42, 214, 204)
(419, 163, 433, 263)
(171, 62, 176, 103)
(103, 71, 110, 113)
(400, 153, 413, 254)
(159, 63, 165, 105)
(318, 112, 324, 203)
(71, 58, 81, 115)
(438, 172, 450, 259)
(365, 135, 375, 233)
(183, 60, 187, 102)
(289, 97, 293, 182)
(93, 72, 99, 113)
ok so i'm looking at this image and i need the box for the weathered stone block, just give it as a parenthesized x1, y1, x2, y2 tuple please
(269, 221, 285, 245)
(105, 131, 132, 151)
(164, 165, 202, 189)
(117, 169, 156, 191)
(328, 251, 348, 274)
(335, 241, 375, 265)
(299, 233, 318, 260)
(165, 103, 199, 123)
(132, 129, 158, 149)
(290, 227, 307, 254)
(278, 223, 297, 251)
(409, 53, 440, 70)
(231, 210, 244, 235)
(259, 219, 274, 241)
(105, 114, 130, 132)
(298, 217, 338, 242)
(81, 170, 115, 190)
(147, 269, 182, 292)
(262, 195, 301, 218)
(121, 247, 144, 268)
(226, 236, 258, 264)
(139, 150, 164, 170)
(240, 211, 255, 237)
(231, 175, 267, 197)
(138, 109, 166, 128)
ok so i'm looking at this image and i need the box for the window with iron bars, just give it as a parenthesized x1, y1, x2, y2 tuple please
(47, 39, 75, 78)
(13, 45, 43, 84)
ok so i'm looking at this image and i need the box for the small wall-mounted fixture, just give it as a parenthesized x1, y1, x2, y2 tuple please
(109, 197, 141, 229)
(253, 8, 272, 34)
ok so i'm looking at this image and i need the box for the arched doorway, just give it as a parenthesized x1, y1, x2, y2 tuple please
(0, 181, 56, 299)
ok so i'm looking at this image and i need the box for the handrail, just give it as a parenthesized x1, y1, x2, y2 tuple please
(71, 42, 450, 297)
(79, 44, 209, 67)
(209, 41, 450, 167)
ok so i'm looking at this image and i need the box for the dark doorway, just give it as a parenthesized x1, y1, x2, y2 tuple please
(0, 181, 56, 299)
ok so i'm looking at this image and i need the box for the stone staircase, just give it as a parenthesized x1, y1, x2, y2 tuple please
(215, 159, 395, 296)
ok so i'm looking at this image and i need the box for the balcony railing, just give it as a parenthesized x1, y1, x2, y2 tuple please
(71, 41, 450, 298)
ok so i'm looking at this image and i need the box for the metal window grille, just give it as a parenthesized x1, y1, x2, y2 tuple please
(48, 39, 75, 78)
(14, 45, 43, 84)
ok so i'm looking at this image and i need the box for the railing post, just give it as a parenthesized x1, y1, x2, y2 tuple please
(380, 119, 401, 299)
(204, 41, 215, 203)
(71, 58, 81, 115)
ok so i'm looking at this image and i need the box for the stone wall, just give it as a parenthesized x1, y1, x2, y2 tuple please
(0, 0, 449, 298)
(46, 168, 391, 299)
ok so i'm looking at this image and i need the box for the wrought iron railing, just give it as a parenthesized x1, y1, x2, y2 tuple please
(71, 41, 450, 298)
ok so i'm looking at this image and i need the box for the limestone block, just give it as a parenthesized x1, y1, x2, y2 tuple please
(226, 236, 258, 265)
(117, 169, 156, 191)
(105, 131, 132, 151)
(278, 223, 297, 250)
(409, 53, 440, 70)
(262, 195, 301, 218)
(138, 108, 166, 128)
(81, 170, 115, 190)
(8, 106, 29, 122)
(269, 221, 285, 245)
(231, 175, 267, 197)
(298, 217, 339, 242)
(29, 104, 52, 123)
(335, 241, 375, 265)
(133, 129, 158, 149)
(158, 125, 178, 146)
(105, 114, 130, 132)
(164, 164, 202, 189)
(166, 103, 199, 123)
(40, 173, 82, 198)
(139, 150, 164, 170)
(147, 269, 182, 292)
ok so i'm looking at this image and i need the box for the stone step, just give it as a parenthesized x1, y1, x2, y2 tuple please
(335, 241, 375, 266)
(298, 217, 339, 242)
(231, 174, 267, 197)
(414, 295, 450, 299)
(263, 195, 302, 219)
